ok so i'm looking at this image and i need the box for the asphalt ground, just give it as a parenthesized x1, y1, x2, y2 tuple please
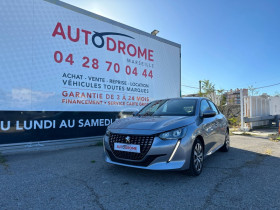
(0, 135, 280, 210)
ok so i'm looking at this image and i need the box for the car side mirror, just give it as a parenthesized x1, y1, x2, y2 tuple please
(132, 111, 138, 116)
(202, 110, 216, 118)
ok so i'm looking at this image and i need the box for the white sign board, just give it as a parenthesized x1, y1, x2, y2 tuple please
(0, 0, 181, 112)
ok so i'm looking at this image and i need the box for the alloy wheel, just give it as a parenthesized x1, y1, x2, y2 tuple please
(193, 143, 203, 172)
(225, 132, 230, 149)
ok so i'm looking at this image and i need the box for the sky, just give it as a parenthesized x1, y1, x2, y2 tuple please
(62, 0, 280, 96)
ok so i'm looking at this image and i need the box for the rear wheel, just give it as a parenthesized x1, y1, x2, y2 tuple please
(187, 139, 204, 176)
(220, 130, 230, 152)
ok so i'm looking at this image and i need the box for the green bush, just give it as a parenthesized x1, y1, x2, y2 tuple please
(228, 117, 238, 126)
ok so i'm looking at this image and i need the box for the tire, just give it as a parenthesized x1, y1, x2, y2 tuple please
(187, 138, 204, 176)
(220, 130, 230, 152)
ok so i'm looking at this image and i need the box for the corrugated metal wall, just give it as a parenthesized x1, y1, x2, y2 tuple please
(270, 97, 280, 115)
(243, 96, 277, 128)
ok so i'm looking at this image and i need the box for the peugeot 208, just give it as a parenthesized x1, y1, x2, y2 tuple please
(103, 97, 229, 176)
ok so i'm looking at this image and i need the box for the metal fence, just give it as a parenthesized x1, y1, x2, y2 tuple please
(241, 93, 280, 129)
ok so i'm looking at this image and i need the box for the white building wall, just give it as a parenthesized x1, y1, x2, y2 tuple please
(270, 97, 280, 115)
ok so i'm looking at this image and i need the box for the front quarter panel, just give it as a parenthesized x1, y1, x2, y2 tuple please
(178, 122, 199, 170)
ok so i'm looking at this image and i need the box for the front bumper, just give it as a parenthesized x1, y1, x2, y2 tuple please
(103, 133, 194, 171)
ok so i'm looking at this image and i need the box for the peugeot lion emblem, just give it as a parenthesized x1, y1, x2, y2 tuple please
(125, 136, 131, 143)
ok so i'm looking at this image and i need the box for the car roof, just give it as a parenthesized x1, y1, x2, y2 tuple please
(164, 97, 208, 100)
(151, 97, 213, 103)
(181, 97, 206, 100)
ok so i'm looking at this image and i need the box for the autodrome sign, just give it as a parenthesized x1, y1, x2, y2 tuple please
(0, 0, 181, 144)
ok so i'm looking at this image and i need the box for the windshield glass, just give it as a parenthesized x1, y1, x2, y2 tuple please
(137, 99, 197, 116)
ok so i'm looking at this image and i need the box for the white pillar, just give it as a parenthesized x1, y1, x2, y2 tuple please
(250, 96, 253, 129)
(240, 89, 244, 130)
(260, 98, 263, 126)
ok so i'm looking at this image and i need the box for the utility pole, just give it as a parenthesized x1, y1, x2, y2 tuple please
(199, 80, 202, 96)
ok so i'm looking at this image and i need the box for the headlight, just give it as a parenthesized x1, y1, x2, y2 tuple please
(159, 127, 187, 140)
(105, 129, 111, 136)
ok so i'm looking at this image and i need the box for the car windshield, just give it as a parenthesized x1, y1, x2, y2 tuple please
(137, 99, 197, 116)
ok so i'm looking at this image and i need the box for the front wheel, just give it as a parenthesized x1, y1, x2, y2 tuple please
(187, 139, 204, 176)
(220, 130, 230, 152)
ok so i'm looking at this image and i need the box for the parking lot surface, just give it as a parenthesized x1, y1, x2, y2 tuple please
(0, 135, 280, 210)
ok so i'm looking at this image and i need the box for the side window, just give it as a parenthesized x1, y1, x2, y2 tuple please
(200, 100, 211, 114)
(208, 101, 219, 114)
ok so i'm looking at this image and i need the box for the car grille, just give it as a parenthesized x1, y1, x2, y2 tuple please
(109, 134, 154, 160)
(106, 149, 165, 167)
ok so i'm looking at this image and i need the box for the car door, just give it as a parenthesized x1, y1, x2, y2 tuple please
(200, 99, 219, 155)
(208, 100, 226, 146)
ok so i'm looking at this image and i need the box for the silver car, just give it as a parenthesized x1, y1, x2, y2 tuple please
(103, 97, 229, 176)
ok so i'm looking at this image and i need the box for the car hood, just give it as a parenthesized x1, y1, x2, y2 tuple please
(109, 116, 196, 135)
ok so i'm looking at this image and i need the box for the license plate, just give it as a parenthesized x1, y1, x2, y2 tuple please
(114, 143, 140, 153)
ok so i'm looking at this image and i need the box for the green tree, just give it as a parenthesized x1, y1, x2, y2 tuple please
(200, 80, 215, 101)
(217, 89, 226, 106)
(201, 80, 215, 94)
(199, 80, 226, 106)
